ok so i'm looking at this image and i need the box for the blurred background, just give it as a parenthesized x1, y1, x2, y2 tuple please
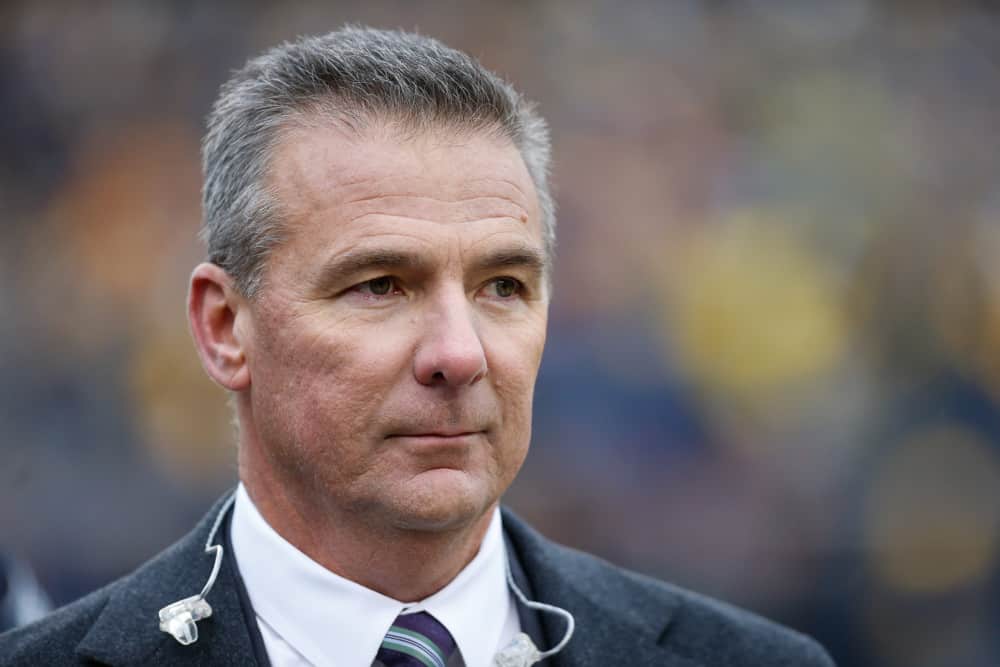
(2, 1, 1000, 664)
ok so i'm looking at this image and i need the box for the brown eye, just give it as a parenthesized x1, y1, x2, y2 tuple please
(493, 277, 519, 298)
(367, 277, 394, 295)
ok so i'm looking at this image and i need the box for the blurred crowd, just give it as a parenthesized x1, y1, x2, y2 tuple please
(2, 1, 1000, 665)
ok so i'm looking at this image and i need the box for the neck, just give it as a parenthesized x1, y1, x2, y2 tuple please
(238, 445, 494, 602)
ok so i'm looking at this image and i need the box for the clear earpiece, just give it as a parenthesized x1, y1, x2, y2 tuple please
(158, 595, 213, 645)
(494, 563, 576, 666)
(157, 494, 235, 645)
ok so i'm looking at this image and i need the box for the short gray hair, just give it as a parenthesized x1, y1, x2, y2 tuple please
(202, 26, 554, 297)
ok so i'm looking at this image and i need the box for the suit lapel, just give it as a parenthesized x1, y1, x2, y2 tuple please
(502, 508, 702, 667)
(75, 493, 261, 666)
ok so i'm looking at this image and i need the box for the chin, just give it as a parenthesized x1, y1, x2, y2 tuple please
(389, 469, 496, 532)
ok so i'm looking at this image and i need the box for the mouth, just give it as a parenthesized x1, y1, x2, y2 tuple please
(385, 430, 486, 444)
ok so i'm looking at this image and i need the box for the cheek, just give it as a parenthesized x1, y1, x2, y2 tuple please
(256, 297, 408, 384)
(250, 309, 411, 451)
(487, 363, 536, 493)
(486, 319, 546, 435)
(486, 309, 546, 380)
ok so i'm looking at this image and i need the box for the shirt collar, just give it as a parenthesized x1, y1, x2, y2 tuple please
(230, 484, 512, 667)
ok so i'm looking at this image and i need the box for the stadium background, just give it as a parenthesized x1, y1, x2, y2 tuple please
(3, 2, 1000, 665)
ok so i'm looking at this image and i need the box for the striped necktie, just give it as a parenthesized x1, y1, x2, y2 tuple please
(373, 611, 461, 667)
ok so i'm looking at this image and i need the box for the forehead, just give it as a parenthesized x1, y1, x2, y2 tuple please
(266, 119, 542, 241)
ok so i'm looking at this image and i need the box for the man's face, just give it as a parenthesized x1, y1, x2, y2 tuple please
(239, 121, 548, 533)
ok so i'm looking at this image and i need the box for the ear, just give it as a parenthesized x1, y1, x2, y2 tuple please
(188, 262, 252, 391)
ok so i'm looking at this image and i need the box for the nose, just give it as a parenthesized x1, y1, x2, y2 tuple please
(413, 289, 488, 387)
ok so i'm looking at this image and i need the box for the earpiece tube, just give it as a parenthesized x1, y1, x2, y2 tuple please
(157, 493, 237, 645)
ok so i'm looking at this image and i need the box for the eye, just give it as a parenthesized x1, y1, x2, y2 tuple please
(354, 276, 400, 297)
(485, 277, 523, 299)
(368, 277, 393, 295)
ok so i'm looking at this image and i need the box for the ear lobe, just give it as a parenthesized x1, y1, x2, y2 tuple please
(188, 262, 251, 391)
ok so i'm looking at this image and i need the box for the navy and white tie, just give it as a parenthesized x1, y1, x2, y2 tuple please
(373, 611, 461, 667)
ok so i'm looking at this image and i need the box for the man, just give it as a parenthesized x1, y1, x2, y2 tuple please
(0, 27, 834, 666)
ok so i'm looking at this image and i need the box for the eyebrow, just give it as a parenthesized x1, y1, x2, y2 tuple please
(468, 246, 548, 277)
(314, 248, 428, 289)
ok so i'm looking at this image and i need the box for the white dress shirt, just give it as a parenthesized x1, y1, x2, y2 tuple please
(230, 484, 520, 666)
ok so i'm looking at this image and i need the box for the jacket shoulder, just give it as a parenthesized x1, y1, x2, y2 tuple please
(663, 583, 835, 666)
(559, 543, 833, 666)
(0, 581, 118, 666)
(0, 494, 231, 667)
(502, 508, 835, 666)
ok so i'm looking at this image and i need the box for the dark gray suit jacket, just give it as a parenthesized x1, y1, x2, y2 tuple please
(0, 494, 834, 666)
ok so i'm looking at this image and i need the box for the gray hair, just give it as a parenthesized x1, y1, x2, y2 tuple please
(201, 26, 554, 297)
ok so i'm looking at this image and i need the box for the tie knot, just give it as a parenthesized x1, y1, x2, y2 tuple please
(375, 611, 459, 667)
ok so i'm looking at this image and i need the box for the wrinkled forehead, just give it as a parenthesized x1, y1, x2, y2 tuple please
(264, 115, 545, 247)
